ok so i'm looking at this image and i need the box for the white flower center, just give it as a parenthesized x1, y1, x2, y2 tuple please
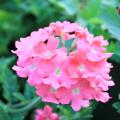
(29, 64, 36, 71)
(92, 49, 97, 54)
(55, 68, 61, 76)
(50, 88, 57, 93)
(72, 88, 80, 95)
(78, 64, 85, 71)
(44, 51, 51, 57)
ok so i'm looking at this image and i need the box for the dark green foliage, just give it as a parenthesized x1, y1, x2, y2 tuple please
(59, 102, 97, 120)
(0, 0, 78, 55)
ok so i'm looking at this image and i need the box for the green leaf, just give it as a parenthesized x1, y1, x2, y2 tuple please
(7, 97, 40, 120)
(0, 57, 20, 103)
(107, 41, 120, 63)
(65, 39, 73, 52)
(76, 0, 102, 25)
(58, 101, 97, 120)
(100, 4, 120, 41)
(0, 57, 15, 82)
(24, 83, 36, 100)
(58, 105, 73, 120)
(49, 0, 79, 15)
(113, 102, 120, 113)
(2, 69, 19, 102)
(0, 103, 9, 120)
(82, 0, 101, 19)
(9, 112, 26, 120)
(73, 101, 97, 120)
(13, 92, 26, 102)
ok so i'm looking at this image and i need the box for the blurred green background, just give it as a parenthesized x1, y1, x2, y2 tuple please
(0, 0, 120, 120)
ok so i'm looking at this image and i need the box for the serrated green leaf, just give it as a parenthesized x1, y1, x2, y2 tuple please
(0, 57, 15, 82)
(2, 69, 19, 102)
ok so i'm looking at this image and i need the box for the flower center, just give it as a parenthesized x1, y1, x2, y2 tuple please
(78, 64, 85, 72)
(50, 88, 57, 93)
(72, 88, 80, 95)
(44, 51, 51, 57)
(55, 68, 61, 76)
(29, 64, 36, 71)
(92, 49, 97, 54)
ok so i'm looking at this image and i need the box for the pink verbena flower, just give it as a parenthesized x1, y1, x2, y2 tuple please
(13, 21, 114, 111)
(35, 105, 59, 120)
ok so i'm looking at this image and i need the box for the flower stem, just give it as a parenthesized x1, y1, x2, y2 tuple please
(8, 97, 41, 113)
(69, 38, 77, 52)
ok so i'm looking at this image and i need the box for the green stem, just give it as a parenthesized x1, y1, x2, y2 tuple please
(10, 100, 30, 108)
(69, 38, 77, 53)
(8, 97, 40, 113)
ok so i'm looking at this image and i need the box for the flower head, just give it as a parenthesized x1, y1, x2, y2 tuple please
(13, 21, 114, 111)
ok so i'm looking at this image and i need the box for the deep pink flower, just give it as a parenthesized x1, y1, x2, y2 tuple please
(35, 105, 59, 120)
(13, 21, 114, 111)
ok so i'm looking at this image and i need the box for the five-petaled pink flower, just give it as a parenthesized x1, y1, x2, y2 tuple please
(13, 21, 114, 111)
(35, 105, 59, 120)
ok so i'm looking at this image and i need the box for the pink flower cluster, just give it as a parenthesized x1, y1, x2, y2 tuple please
(35, 105, 59, 120)
(13, 21, 114, 111)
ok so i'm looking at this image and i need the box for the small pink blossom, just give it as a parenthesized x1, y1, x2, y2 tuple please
(35, 105, 59, 120)
(13, 21, 114, 111)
